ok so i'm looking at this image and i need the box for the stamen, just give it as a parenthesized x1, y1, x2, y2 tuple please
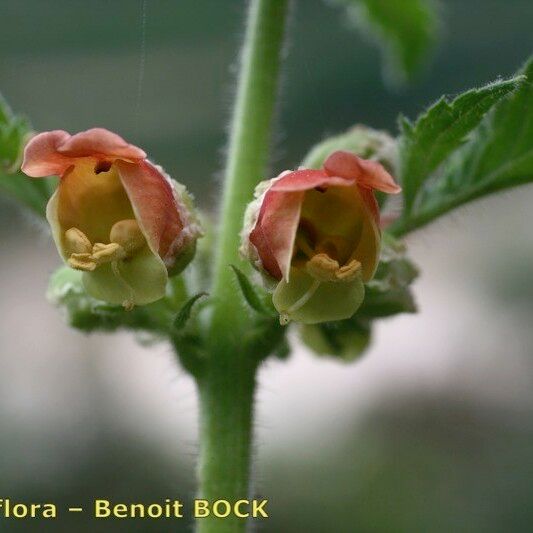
(305, 254, 362, 282)
(336, 259, 362, 281)
(284, 279, 321, 318)
(306, 253, 339, 281)
(91, 242, 126, 264)
(68, 253, 97, 271)
(110, 219, 146, 255)
(65, 227, 92, 255)
(111, 261, 136, 310)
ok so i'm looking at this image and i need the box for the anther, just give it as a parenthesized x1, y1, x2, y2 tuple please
(65, 227, 92, 255)
(110, 219, 146, 256)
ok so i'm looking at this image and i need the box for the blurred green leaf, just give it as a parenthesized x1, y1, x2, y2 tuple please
(398, 76, 523, 214)
(0, 93, 55, 217)
(0, 170, 56, 216)
(333, 0, 439, 83)
(0, 120, 27, 173)
(392, 57, 533, 235)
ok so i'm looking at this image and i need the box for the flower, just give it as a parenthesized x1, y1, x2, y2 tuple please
(22, 128, 201, 308)
(241, 150, 401, 324)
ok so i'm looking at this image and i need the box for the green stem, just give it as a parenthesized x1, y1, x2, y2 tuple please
(194, 2, 290, 532)
(196, 356, 258, 533)
(210, 0, 290, 329)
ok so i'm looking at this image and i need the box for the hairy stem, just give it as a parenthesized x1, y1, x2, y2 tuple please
(194, 1, 290, 532)
(196, 355, 258, 533)
(210, 0, 289, 329)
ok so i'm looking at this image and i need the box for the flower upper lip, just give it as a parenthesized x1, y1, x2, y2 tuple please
(21, 128, 146, 178)
(248, 150, 401, 283)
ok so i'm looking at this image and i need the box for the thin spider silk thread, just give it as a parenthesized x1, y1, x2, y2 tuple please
(134, 0, 147, 137)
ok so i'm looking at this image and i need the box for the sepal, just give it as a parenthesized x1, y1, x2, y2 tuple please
(299, 318, 371, 362)
(230, 265, 277, 317)
(47, 266, 175, 334)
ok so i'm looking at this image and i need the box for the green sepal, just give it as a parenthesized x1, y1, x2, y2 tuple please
(173, 292, 208, 330)
(47, 266, 174, 334)
(299, 319, 371, 362)
(230, 265, 276, 316)
(273, 337, 291, 360)
(167, 240, 197, 277)
(243, 318, 289, 362)
(360, 233, 418, 318)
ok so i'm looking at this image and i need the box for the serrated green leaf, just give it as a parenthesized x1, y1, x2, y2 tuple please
(230, 265, 275, 316)
(173, 292, 208, 330)
(333, 0, 438, 83)
(399, 76, 524, 213)
(392, 57, 533, 235)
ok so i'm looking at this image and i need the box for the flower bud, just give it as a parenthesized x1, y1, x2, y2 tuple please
(22, 128, 202, 308)
(241, 150, 401, 324)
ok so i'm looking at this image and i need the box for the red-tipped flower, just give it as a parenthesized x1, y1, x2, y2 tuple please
(241, 150, 401, 324)
(22, 128, 201, 308)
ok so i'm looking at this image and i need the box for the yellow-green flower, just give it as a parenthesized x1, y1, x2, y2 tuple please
(22, 128, 201, 308)
(241, 150, 401, 324)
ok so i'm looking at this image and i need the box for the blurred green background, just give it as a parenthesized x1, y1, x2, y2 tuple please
(1, 0, 533, 531)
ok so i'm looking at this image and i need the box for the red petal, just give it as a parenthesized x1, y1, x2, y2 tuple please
(250, 167, 363, 280)
(116, 160, 185, 266)
(22, 128, 146, 179)
(21, 130, 72, 177)
(324, 150, 401, 194)
(271, 169, 352, 192)
(357, 185, 380, 225)
(57, 128, 146, 160)
(250, 188, 305, 281)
